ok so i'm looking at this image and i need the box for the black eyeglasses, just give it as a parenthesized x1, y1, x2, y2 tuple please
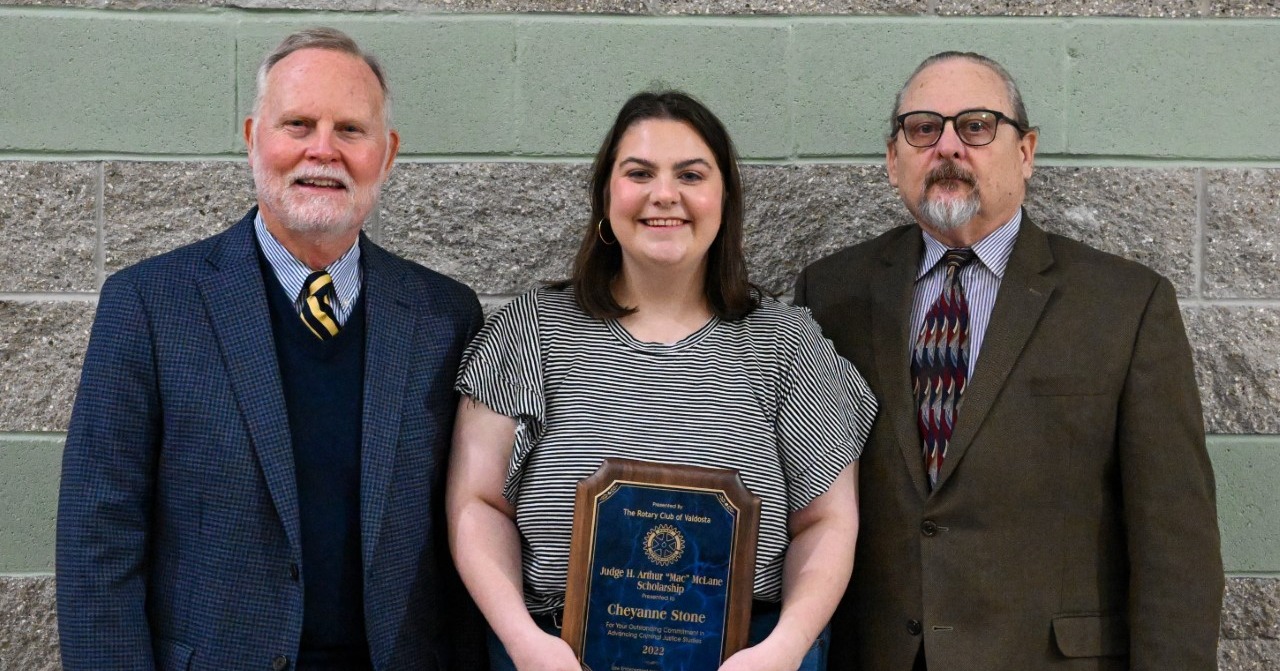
(894, 109, 1027, 148)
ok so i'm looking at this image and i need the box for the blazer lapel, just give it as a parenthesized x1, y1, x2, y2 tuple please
(871, 230, 933, 501)
(358, 241, 414, 569)
(197, 212, 302, 553)
(934, 214, 1055, 489)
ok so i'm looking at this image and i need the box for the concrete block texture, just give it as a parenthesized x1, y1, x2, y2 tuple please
(515, 20, 793, 159)
(0, 575, 1276, 669)
(1065, 22, 1280, 159)
(936, 0, 1202, 16)
(0, 575, 58, 671)
(0, 163, 98, 293)
(1205, 169, 1280, 299)
(0, 15, 235, 154)
(1211, 439, 1280, 573)
(1185, 306, 1280, 435)
(103, 161, 255, 274)
(0, 303, 92, 433)
(742, 164, 911, 291)
(1223, 577, 1280, 641)
(0, 437, 61, 573)
(1026, 167, 1197, 296)
(379, 163, 590, 293)
(1219, 639, 1280, 671)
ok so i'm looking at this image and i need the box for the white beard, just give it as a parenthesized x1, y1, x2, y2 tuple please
(918, 191, 980, 232)
(253, 162, 381, 240)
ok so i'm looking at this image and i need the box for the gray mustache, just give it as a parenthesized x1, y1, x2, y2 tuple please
(925, 163, 977, 188)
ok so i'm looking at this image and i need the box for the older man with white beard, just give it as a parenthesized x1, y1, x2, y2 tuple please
(796, 52, 1223, 671)
(57, 27, 486, 671)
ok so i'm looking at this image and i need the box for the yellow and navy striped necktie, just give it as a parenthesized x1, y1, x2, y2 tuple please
(300, 270, 340, 340)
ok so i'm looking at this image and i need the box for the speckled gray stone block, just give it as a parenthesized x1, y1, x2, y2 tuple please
(743, 164, 910, 293)
(375, 0, 645, 10)
(1027, 167, 1198, 296)
(327, 0, 930, 11)
(380, 162, 1207, 297)
(1184, 306, 1280, 435)
(936, 0, 1203, 15)
(379, 163, 591, 294)
(103, 162, 255, 275)
(1223, 577, 1280, 641)
(0, 302, 92, 433)
(651, 0, 927, 14)
(0, 575, 59, 671)
(1207, 0, 1280, 16)
(4, 0, 373, 6)
(1205, 169, 1280, 300)
(1220, 638, 1280, 671)
(0, 163, 97, 293)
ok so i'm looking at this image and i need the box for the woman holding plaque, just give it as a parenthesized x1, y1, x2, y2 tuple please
(447, 90, 876, 671)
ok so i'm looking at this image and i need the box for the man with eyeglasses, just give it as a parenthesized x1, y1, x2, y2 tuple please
(796, 51, 1222, 671)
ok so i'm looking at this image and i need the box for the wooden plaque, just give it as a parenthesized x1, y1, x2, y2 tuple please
(561, 458, 761, 671)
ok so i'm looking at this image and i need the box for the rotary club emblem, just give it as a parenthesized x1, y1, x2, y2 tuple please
(643, 524, 684, 566)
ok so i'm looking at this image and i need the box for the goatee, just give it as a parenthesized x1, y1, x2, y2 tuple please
(918, 162, 980, 232)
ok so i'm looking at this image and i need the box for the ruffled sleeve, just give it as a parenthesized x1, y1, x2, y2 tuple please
(454, 289, 546, 500)
(774, 309, 878, 511)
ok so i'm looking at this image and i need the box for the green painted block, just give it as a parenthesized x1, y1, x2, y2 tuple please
(1208, 436, 1280, 574)
(0, 435, 61, 572)
(235, 18, 518, 156)
(0, 14, 235, 154)
(791, 20, 1067, 157)
(1066, 22, 1280, 160)
(516, 19, 792, 159)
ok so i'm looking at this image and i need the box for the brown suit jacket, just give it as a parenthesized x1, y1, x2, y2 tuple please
(795, 215, 1223, 671)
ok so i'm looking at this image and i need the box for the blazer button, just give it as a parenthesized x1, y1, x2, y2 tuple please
(906, 619, 923, 636)
(288, 563, 299, 581)
(272, 654, 289, 670)
(921, 520, 938, 536)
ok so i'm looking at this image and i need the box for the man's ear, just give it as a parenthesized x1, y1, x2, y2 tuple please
(244, 117, 257, 164)
(1019, 128, 1038, 180)
(383, 129, 400, 176)
(886, 140, 899, 188)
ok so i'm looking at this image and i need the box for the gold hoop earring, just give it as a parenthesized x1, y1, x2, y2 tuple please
(596, 218, 617, 246)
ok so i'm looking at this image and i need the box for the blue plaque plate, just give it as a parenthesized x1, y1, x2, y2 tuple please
(562, 459, 760, 671)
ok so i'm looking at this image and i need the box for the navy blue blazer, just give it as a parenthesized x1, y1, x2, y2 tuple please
(57, 209, 485, 671)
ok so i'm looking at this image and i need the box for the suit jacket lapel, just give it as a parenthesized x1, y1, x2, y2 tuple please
(197, 211, 302, 553)
(358, 240, 414, 569)
(935, 214, 1055, 489)
(872, 229, 933, 501)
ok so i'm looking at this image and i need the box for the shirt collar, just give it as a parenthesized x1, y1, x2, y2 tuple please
(253, 211, 361, 309)
(916, 209, 1022, 281)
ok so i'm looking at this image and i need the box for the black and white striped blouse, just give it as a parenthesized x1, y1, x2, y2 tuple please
(456, 286, 877, 614)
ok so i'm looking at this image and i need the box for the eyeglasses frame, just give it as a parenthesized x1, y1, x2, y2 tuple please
(893, 108, 1030, 148)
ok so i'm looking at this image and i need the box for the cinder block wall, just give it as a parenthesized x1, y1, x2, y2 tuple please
(1, 2, 1277, 669)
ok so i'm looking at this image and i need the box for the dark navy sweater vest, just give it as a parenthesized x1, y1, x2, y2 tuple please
(261, 254, 373, 671)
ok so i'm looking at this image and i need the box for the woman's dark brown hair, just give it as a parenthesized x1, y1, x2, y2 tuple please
(561, 90, 758, 321)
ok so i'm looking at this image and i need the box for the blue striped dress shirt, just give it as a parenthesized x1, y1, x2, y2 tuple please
(909, 210, 1021, 382)
(254, 212, 362, 326)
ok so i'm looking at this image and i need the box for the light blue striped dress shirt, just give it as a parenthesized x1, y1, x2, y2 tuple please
(909, 210, 1022, 382)
(253, 212, 362, 326)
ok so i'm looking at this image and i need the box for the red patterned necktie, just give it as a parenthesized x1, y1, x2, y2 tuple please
(912, 248, 977, 490)
(300, 270, 340, 340)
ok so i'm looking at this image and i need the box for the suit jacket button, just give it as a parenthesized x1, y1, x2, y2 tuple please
(288, 563, 299, 581)
(272, 655, 289, 670)
(921, 520, 938, 536)
(906, 619, 923, 635)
